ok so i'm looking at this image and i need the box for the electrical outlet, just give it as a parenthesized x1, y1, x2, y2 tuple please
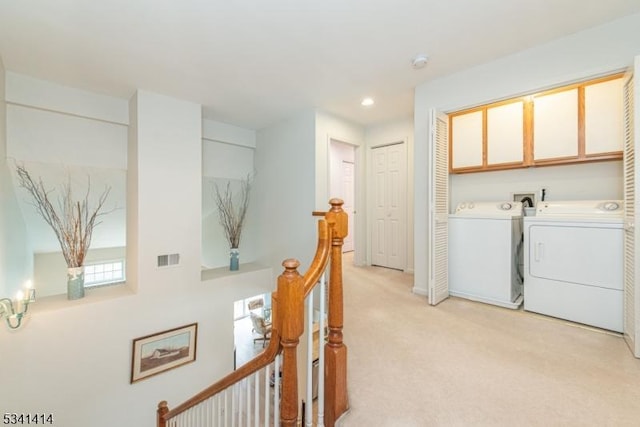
(512, 192, 536, 206)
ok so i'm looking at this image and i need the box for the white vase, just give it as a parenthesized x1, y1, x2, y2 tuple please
(67, 266, 85, 300)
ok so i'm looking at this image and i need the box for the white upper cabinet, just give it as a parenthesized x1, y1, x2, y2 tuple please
(585, 77, 624, 155)
(449, 74, 623, 173)
(451, 111, 483, 169)
(487, 101, 524, 165)
(533, 88, 579, 160)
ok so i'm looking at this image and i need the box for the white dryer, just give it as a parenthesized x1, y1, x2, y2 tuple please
(523, 200, 624, 332)
(449, 201, 523, 309)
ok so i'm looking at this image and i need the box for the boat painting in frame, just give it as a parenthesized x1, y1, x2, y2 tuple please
(131, 323, 198, 383)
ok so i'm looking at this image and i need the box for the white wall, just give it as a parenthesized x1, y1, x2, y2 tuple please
(0, 59, 32, 296)
(450, 161, 623, 208)
(414, 13, 640, 295)
(315, 111, 366, 265)
(253, 108, 367, 272)
(5, 73, 128, 256)
(254, 110, 317, 272)
(131, 91, 202, 293)
(365, 116, 414, 272)
(202, 119, 257, 268)
(0, 263, 274, 427)
(0, 89, 277, 427)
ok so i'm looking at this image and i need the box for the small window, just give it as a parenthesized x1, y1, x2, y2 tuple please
(84, 260, 126, 288)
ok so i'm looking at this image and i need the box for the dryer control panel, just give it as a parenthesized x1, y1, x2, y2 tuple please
(536, 200, 624, 218)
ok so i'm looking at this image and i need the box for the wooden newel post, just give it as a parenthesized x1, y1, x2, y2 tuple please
(324, 198, 349, 426)
(157, 401, 168, 427)
(277, 259, 305, 427)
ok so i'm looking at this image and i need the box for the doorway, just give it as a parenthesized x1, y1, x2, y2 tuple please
(329, 139, 356, 253)
(233, 293, 271, 368)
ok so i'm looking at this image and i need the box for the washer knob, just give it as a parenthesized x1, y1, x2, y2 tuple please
(603, 202, 620, 211)
(500, 202, 512, 210)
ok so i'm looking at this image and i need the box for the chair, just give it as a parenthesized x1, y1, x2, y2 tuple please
(247, 298, 264, 311)
(250, 312, 272, 347)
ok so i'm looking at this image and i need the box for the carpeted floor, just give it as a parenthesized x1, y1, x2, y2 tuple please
(339, 255, 640, 426)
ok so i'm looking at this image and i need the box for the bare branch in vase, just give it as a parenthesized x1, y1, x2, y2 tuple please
(15, 163, 115, 268)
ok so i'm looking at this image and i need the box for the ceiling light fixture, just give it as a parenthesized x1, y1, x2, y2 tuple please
(361, 97, 374, 107)
(411, 54, 429, 69)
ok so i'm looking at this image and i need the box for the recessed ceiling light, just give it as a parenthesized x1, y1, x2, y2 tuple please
(361, 97, 374, 107)
(411, 54, 429, 69)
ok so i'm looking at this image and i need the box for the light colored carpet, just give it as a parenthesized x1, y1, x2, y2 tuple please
(339, 256, 640, 427)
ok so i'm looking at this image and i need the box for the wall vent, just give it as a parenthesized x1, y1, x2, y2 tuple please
(157, 253, 180, 267)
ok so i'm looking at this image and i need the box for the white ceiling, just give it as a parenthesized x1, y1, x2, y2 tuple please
(1, 1, 640, 130)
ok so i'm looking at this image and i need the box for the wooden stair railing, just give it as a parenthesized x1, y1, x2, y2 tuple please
(157, 199, 348, 427)
(323, 199, 349, 426)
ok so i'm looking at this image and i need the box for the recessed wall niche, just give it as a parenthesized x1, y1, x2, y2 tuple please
(5, 74, 128, 297)
(201, 133, 255, 269)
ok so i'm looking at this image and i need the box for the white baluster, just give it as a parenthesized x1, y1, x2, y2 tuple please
(264, 363, 271, 427)
(215, 393, 219, 426)
(274, 354, 281, 427)
(318, 272, 326, 427)
(218, 393, 224, 427)
(205, 397, 210, 426)
(305, 290, 314, 427)
(254, 370, 260, 427)
(224, 388, 229, 427)
(239, 380, 245, 426)
(233, 383, 238, 427)
(246, 378, 249, 425)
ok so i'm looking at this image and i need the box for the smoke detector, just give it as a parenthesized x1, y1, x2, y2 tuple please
(411, 54, 429, 69)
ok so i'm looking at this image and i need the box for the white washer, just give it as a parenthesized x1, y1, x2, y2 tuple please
(523, 200, 624, 332)
(449, 201, 523, 309)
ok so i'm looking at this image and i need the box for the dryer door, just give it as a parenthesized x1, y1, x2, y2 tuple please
(528, 223, 623, 290)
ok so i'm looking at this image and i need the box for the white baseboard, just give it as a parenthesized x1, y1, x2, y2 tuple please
(412, 287, 428, 297)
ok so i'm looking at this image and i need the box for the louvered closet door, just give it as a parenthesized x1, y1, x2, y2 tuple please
(624, 58, 640, 358)
(429, 109, 449, 305)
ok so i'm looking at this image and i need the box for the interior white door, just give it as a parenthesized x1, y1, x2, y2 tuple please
(329, 140, 356, 254)
(342, 160, 355, 252)
(371, 143, 407, 270)
(623, 58, 640, 358)
(429, 109, 450, 306)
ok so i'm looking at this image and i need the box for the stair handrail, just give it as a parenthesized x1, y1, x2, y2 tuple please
(158, 317, 282, 424)
(157, 207, 334, 426)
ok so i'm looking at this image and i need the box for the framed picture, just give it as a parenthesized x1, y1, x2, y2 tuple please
(131, 323, 198, 383)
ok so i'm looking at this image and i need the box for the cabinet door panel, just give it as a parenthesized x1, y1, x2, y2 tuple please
(585, 78, 624, 155)
(451, 111, 482, 169)
(533, 89, 578, 160)
(487, 101, 524, 165)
